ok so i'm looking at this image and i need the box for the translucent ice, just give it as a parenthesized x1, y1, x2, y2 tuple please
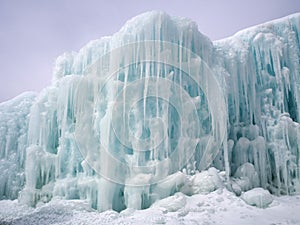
(0, 92, 36, 200)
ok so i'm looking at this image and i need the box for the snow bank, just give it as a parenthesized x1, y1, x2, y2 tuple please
(1, 189, 299, 225)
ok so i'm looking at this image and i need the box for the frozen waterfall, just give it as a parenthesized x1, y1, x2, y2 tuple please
(0, 11, 300, 211)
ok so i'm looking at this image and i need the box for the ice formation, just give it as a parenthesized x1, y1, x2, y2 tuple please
(0, 11, 300, 212)
(0, 92, 36, 200)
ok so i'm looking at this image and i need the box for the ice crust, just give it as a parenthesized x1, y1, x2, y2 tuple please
(0, 11, 300, 211)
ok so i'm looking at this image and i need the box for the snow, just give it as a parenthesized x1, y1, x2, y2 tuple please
(152, 192, 187, 212)
(241, 188, 273, 208)
(0, 10, 300, 220)
(1, 189, 300, 225)
(190, 168, 223, 194)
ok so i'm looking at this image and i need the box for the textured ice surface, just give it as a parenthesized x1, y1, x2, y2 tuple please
(0, 11, 300, 212)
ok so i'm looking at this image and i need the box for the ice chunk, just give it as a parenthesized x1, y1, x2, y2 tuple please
(233, 163, 259, 192)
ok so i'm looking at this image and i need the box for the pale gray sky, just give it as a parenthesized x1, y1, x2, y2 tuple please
(0, 0, 299, 102)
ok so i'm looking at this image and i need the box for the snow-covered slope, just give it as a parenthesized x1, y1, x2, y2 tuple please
(0, 11, 300, 216)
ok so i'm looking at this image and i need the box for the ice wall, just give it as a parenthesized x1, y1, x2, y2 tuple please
(18, 12, 226, 211)
(0, 11, 300, 211)
(214, 14, 300, 194)
(0, 92, 36, 200)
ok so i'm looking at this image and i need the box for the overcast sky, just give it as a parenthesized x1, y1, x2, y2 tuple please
(0, 0, 299, 102)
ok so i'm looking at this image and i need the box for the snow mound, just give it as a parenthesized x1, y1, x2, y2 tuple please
(190, 168, 223, 194)
(152, 192, 187, 212)
(241, 188, 273, 208)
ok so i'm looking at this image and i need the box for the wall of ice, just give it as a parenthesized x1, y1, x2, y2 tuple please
(214, 15, 300, 194)
(0, 11, 300, 211)
(0, 92, 36, 200)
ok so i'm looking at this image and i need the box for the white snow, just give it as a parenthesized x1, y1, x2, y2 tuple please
(1, 189, 299, 225)
(241, 188, 273, 208)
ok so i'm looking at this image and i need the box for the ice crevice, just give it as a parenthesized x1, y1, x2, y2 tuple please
(0, 11, 300, 211)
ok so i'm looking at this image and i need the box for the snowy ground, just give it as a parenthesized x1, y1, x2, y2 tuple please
(0, 189, 299, 225)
